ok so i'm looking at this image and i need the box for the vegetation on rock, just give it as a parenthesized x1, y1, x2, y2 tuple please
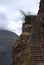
(12, 11, 36, 65)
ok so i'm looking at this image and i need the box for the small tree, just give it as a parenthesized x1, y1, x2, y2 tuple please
(20, 10, 36, 23)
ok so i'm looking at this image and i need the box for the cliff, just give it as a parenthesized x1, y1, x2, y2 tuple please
(12, 0, 44, 65)
(12, 15, 36, 65)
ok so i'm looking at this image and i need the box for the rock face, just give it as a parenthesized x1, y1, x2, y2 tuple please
(12, 34, 30, 65)
(12, 0, 44, 65)
(30, 0, 44, 63)
(12, 15, 36, 65)
(38, 0, 44, 14)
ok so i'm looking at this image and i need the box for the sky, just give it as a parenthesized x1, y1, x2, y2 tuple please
(0, 0, 40, 35)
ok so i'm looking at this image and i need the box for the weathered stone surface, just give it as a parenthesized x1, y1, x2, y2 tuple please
(38, 0, 44, 14)
(30, 0, 44, 64)
(12, 0, 44, 65)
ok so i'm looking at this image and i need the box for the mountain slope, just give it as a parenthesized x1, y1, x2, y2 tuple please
(0, 30, 18, 65)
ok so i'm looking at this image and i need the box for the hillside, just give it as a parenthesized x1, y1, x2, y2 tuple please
(0, 30, 18, 65)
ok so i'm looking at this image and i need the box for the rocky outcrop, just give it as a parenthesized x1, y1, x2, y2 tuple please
(38, 0, 44, 14)
(12, 34, 30, 65)
(12, 0, 44, 65)
(30, 0, 44, 64)
(12, 15, 36, 65)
